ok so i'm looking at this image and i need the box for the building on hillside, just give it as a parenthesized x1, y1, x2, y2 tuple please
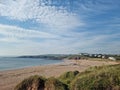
(108, 57, 116, 61)
(102, 55, 108, 59)
(97, 54, 102, 58)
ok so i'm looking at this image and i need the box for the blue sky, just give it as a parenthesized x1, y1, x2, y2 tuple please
(0, 0, 120, 56)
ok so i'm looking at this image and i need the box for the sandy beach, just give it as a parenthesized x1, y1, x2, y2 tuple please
(0, 59, 119, 90)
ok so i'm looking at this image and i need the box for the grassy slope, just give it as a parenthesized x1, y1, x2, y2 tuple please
(70, 64, 120, 90)
(15, 64, 120, 90)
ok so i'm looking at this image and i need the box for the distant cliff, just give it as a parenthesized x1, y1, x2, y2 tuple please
(17, 54, 69, 60)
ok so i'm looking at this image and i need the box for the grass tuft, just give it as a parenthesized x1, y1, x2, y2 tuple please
(70, 64, 120, 90)
(45, 77, 68, 90)
(14, 75, 46, 90)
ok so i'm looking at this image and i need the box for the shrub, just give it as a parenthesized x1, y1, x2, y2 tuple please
(45, 77, 68, 90)
(14, 75, 46, 90)
(59, 71, 79, 85)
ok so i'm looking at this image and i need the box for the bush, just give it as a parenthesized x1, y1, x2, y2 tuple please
(59, 71, 79, 85)
(45, 77, 68, 90)
(15, 76, 68, 90)
(14, 75, 46, 90)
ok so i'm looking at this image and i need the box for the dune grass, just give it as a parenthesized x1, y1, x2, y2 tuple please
(58, 71, 79, 86)
(70, 64, 120, 90)
(15, 64, 120, 90)
(45, 77, 68, 90)
(14, 75, 46, 90)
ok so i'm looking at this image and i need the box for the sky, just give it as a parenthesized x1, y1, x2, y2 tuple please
(0, 0, 120, 56)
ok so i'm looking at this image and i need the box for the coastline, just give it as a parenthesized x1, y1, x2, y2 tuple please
(0, 60, 64, 72)
(0, 59, 119, 90)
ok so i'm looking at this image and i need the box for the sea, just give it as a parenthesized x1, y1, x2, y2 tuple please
(0, 57, 63, 71)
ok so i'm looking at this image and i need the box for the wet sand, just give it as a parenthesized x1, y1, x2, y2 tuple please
(0, 59, 119, 90)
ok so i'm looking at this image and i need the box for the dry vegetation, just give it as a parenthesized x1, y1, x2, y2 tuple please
(15, 64, 120, 90)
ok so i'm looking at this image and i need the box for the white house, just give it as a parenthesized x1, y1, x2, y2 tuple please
(108, 57, 116, 61)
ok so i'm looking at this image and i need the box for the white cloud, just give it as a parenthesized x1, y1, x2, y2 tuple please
(0, 24, 119, 55)
(0, 0, 119, 55)
(0, 24, 60, 42)
(0, 0, 84, 30)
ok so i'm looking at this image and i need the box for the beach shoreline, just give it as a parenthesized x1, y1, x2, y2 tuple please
(0, 59, 119, 90)
(0, 57, 64, 72)
(0, 60, 64, 72)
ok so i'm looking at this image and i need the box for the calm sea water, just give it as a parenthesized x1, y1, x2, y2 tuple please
(0, 57, 63, 71)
